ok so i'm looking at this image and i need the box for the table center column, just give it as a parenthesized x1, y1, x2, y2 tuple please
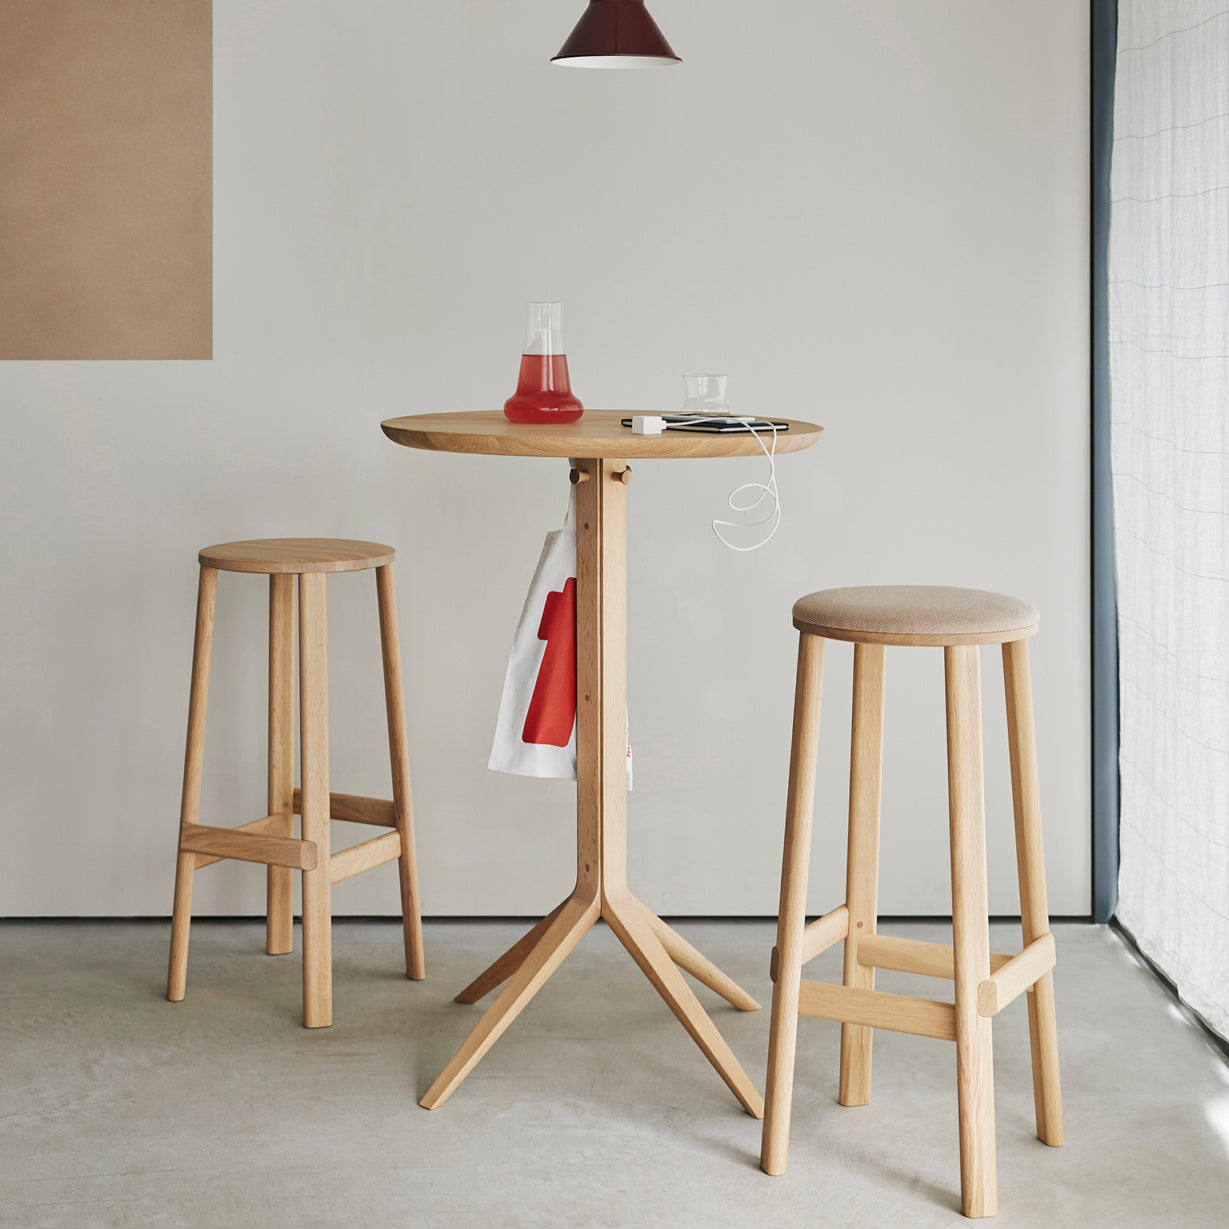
(573, 457, 629, 901)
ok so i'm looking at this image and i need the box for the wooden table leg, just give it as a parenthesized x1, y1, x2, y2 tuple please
(419, 892, 599, 1109)
(605, 892, 764, 1117)
(421, 458, 761, 1113)
(644, 912, 760, 1011)
(587, 458, 763, 1118)
(453, 899, 569, 1004)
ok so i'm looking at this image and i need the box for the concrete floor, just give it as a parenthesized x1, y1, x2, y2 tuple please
(1, 921, 1226, 1228)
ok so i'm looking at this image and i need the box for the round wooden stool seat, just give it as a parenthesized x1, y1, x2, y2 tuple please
(792, 584, 1039, 646)
(198, 538, 395, 575)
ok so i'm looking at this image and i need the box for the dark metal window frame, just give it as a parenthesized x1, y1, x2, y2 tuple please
(1091, 0, 1118, 923)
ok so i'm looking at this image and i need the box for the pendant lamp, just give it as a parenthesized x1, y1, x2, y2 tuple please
(552, 0, 681, 69)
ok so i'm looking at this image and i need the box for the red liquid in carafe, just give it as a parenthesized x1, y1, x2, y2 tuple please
(503, 354, 584, 423)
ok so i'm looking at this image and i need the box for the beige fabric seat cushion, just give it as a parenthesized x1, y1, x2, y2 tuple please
(792, 585, 1039, 646)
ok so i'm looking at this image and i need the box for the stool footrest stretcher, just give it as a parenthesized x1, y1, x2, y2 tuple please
(796, 980, 957, 1042)
(181, 816, 316, 870)
(329, 830, 403, 884)
(770, 904, 849, 981)
(977, 933, 1056, 1017)
(856, 933, 1013, 980)
(292, 789, 397, 827)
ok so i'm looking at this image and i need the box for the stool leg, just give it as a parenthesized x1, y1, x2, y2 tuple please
(762, 633, 825, 1176)
(839, 641, 886, 1107)
(167, 566, 217, 1001)
(1003, 639, 1063, 1146)
(266, 574, 295, 956)
(299, 572, 332, 1028)
(945, 645, 996, 1218)
(375, 564, 425, 980)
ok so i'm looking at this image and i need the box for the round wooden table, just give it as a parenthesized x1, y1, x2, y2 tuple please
(381, 410, 824, 1115)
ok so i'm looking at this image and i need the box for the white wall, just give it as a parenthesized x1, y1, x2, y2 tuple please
(0, 1, 1090, 918)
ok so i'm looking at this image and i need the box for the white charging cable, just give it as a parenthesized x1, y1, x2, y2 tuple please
(632, 414, 781, 551)
(710, 418, 780, 552)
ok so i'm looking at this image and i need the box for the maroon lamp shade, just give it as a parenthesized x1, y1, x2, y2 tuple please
(552, 0, 681, 69)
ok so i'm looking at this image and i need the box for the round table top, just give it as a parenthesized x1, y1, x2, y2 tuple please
(380, 410, 823, 460)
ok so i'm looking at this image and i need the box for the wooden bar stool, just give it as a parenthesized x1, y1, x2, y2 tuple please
(761, 586, 1063, 1218)
(166, 538, 425, 1028)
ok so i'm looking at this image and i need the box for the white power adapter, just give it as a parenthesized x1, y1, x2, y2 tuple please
(631, 414, 665, 435)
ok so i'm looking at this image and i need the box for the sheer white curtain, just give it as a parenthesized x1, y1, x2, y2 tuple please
(1110, 1, 1229, 1040)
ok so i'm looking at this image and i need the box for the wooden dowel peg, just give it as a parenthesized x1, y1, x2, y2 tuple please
(570, 468, 590, 484)
(613, 467, 633, 485)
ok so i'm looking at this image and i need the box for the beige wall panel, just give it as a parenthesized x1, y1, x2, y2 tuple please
(0, 1, 211, 359)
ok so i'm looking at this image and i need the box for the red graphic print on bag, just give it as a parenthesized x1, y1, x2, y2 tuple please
(521, 577, 576, 747)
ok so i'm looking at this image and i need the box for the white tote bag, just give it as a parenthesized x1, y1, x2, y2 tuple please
(489, 486, 631, 786)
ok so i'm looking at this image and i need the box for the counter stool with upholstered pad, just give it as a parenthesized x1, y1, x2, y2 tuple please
(761, 585, 1062, 1218)
(166, 538, 425, 1028)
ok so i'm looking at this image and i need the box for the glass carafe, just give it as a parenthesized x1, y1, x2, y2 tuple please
(503, 302, 584, 423)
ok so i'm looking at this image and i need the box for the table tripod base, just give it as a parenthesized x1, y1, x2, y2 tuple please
(421, 889, 764, 1117)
